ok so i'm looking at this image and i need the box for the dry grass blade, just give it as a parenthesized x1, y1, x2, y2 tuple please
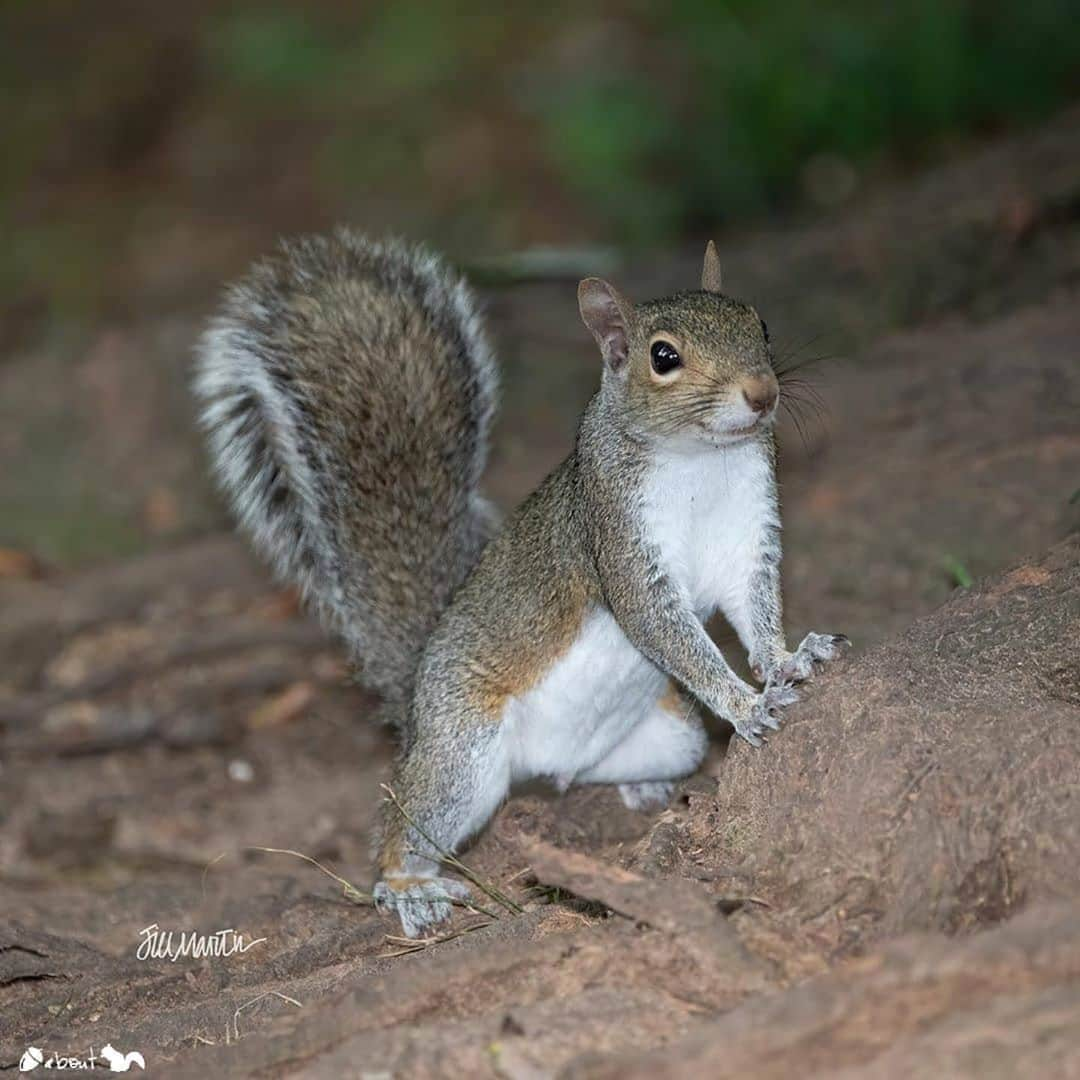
(232, 989, 302, 1041)
(200, 850, 229, 904)
(246, 845, 373, 906)
(246, 843, 497, 918)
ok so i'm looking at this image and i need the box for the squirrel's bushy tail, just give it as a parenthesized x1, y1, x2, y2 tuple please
(194, 230, 498, 713)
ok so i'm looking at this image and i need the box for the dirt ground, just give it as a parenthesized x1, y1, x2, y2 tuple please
(1, 113, 1079, 1076)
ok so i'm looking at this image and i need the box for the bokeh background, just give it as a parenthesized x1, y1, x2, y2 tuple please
(3, 0, 1079, 568)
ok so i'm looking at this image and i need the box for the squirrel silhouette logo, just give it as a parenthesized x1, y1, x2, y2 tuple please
(18, 1047, 44, 1071)
(100, 1044, 146, 1072)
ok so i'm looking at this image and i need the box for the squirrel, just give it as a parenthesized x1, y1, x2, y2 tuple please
(195, 229, 848, 938)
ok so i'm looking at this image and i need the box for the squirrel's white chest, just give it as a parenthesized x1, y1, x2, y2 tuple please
(640, 438, 777, 616)
(501, 440, 776, 787)
(504, 607, 666, 785)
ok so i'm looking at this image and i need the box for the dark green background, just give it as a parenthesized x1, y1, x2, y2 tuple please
(5, 2, 1078, 326)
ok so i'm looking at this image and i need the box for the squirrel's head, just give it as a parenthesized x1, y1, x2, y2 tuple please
(578, 242, 778, 446)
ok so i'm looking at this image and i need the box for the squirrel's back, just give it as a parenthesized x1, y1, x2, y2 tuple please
(194, 230, 498, 711)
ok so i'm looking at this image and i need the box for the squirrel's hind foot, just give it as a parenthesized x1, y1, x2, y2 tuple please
(618, 780, 676, 811)
(374, 875, 471, 939)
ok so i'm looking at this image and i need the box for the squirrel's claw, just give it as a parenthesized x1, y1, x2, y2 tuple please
(733, 680, 798, 746)
(373, 876, 471, 939)
(774, 631, 850, 684)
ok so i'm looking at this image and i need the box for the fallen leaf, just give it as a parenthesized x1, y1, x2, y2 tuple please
(0, 547, 45, 580)
(247, 681, 316, 729)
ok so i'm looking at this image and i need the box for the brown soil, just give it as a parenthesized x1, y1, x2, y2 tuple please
(2, 116, 1080, 1077)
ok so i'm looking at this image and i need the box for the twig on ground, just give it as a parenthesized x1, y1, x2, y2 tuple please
(378, 921, 493, 958)
(715, 895, 774, 914)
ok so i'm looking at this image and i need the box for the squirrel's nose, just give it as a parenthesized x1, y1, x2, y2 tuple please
(741, 373, 778, 415)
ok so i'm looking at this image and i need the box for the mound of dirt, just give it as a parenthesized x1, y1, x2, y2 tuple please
(660, 536, 1080, 951)
(566, 901, 1080, 1079)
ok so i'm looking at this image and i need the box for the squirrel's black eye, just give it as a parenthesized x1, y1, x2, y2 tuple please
(760, 319, 770, 344)
(650, 340, 682, 375)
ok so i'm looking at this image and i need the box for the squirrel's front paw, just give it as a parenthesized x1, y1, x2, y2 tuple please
(757, 633, 850, 685)
(373, 875, 471, 939)
(731, 680, 799, 747)
(781, 632, 850, 683)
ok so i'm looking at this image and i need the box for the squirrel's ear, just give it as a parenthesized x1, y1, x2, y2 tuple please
(578, 277, 631, 371)
(701, 241, 723, 293)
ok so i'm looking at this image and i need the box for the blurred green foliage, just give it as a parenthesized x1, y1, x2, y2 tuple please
(541, 0, 1080, 240)
(200, 1, 1080, 244)
(1, 0, 1078, 323)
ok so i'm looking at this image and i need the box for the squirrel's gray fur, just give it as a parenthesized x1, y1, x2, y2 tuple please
(194, 230, 498, 718)
(195, 234, 848, 938)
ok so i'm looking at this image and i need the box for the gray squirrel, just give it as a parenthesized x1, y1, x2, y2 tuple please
(194, 231, 848, 938)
